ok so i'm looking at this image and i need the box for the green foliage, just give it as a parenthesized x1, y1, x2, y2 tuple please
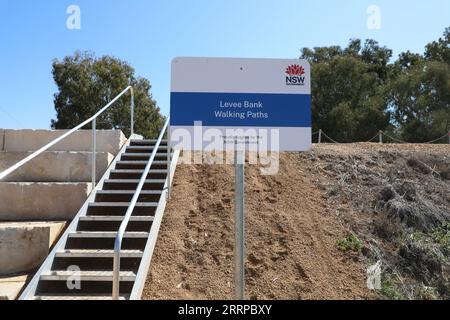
(425, 27, 450, 65)
(301, 39, 391, 142)
(432, 222, 450, 248)
(387, 28, 450, 142)
(378, 281, 405, 300)
(51, 51, 164, 138)
(387, 60, 450, 142)
(301, 26, 450, 142)
(336, 234, 363, 253)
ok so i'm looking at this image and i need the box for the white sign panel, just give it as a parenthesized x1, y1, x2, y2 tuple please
(170, 57, 311, 151)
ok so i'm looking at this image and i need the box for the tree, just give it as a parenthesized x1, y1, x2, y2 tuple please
(424, 27, 450, 65)
(386, 27, 450, 142)
(300, 27, 450, 143)
(51, 51, 164, 138)
(387, 62, 450, 143)
(300, 39, 391, 142)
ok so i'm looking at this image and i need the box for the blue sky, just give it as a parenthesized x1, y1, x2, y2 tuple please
(0, 0, 449, 129)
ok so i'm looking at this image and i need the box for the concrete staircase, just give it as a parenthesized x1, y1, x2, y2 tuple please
(0, 129, 125, 299)
(19, 137, 178, 300)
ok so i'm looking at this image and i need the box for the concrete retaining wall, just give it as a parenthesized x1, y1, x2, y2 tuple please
(0, 274, 28, 300)
(3, 129, 125, 154)
(0, 182, 92, 221)
(0, 151, 113, 182)
(0, 221, 65, 276)
(0, 129, 4, 151)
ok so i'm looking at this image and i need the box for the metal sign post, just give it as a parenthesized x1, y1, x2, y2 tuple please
(234, 140, 245, 300)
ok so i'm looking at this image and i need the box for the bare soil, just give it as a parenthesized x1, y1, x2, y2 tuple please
(143, 143, 449, 300)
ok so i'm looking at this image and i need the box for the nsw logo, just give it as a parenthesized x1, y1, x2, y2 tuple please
(285, 64, 305, 86)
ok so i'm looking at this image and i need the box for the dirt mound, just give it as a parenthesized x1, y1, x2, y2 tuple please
(143, 143, 449, 300)
(143, 153, 370, 300)
(301, 143, 450, 299)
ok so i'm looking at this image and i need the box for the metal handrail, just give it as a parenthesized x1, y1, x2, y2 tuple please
(112, 116, 170, 300)
(0, 86, 134, 183)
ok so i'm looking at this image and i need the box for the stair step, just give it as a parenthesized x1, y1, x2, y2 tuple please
(96, 190, 162, 195)
(55, 249, 143, 258)
(3, 129, 125, 154)
(109, 169, 167, 179)
(125, 148, 169, 154)
(116, 160, 168, 165)
(40, 270, 136, 282)
(121, 153, 170, 161)
(103, 179, 166, 191)
(88, 202, 158, 208)
(95, 190, 163, 202)
(126, 146, 168, 150)
(103, 179, 166, 190)
(105, 179, 166, 184)
(68, 231, 149, 239)
(0, 182, 92, 221)
(79, 215, 154, 222)
(0, 151, 113, 183)
(115, 160, 168, 170)
(34, 294, 128, 300)
(109, 169, 167, 180)
(130, 139, 168, 144)
(122, 152, 169, 157)
(111, 169, 167, 174)
(87, 202, 158, 215)
(77, 215, 154, 232)
(0, 221, 65, 275)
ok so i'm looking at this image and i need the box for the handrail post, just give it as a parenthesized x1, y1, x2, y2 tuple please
(130, 87, 134, 137)
(318, 129, 322, 144)
(92, 119, 96, 188)
(167, 124, 171, 199)
(379, 130, 383, 144)
(113, 238, 121, 300)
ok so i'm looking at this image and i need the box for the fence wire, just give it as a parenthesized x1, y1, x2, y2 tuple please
(314, 130, 449, 145)
(381, 131, 449, 144)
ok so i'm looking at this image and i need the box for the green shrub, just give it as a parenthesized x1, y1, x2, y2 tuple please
(432, 222, 450, 248)
(378, 282, 404, 300)
(337, 234, 363, 253)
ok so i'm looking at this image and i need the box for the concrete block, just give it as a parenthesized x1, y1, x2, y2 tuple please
(0, 151, 113, 182)
(0, 182, 92, 221)
(0, 274, 29, 300)
(0, 129, 4, 151)
(0, 222, 65, 276)
(4, 130, 126, 155)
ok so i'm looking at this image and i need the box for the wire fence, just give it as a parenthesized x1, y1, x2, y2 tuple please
(312, 129, 450, 145)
